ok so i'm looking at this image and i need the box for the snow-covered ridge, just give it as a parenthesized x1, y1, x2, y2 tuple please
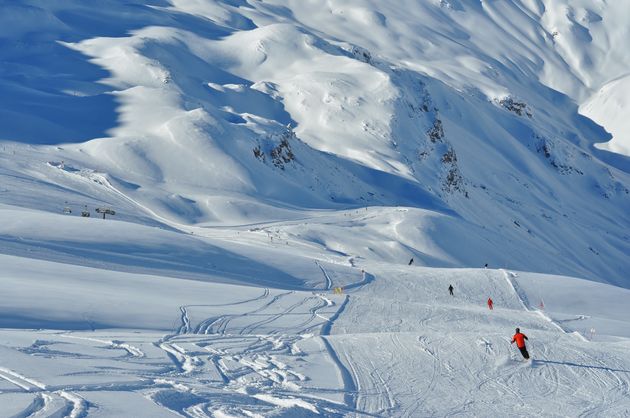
(1, 0, 628, 285)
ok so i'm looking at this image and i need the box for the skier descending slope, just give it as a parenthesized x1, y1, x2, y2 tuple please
(448, 284, 454, 296)
(511, 328, 530, 360)
(487, 297, 493, 310)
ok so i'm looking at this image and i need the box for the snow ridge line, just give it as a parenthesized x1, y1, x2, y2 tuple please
(92, 173, 186, 232)
(0, 368, 89, 417)
(12, 393, 47, 418)
(57, 391, 88, 418)
(316, 261, 333, 291)
(343, 270, 375, 292)
(313, 293, 335, 327)
(500, 269, 529, 312)
(178, 306, 191, 334)
(318, 294, 359, 411)
(321, 295, 349, 336)
(0, 367, 46, 391)
(320, 336, 358, 411)
(501, 269, 587, 341)
(111, 341, 145, 358)
(158, 342, 196, 373)
(61, 334, 145, 358)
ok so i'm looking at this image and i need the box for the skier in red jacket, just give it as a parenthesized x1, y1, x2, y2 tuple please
(511, 328, 529, 359)
(487, 297, 493, 310)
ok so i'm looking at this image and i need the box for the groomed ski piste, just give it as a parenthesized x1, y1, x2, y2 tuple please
(2, 0, 630, 416)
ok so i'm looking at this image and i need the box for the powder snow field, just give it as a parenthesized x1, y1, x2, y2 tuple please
(1, 0, 630, 417)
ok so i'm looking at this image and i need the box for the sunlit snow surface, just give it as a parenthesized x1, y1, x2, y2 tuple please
(1, 0, 630, 416)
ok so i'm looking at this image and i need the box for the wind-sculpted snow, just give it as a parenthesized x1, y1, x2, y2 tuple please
(0, 0, 628, 284)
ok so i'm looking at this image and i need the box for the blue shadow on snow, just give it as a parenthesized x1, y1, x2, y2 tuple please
(0, 1, 251, 144)
(533, 359, 630, 374)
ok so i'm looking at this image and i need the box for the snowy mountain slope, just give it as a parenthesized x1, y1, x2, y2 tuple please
(1, 0, 630, 416)
(582, 73, 630, 157)
(1, 0, 628, 286)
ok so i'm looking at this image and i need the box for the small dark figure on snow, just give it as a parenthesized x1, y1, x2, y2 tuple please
(511, 327, 529, 359)
(408, 258, 414, 266)
(484, 263, 488, 268)
(448, 284, 454, 296)
(487, 297, 493, 310)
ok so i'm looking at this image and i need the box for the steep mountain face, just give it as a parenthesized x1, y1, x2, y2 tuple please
(0, 0, 628, 284)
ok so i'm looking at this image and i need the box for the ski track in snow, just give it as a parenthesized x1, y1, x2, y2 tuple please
(0, 367, 46, 392)
(1, 265, 630, 416)
(0, 266, 347, 416)
(0, 367, 89, 418)
(60, 334, 145, 358)
(317, 261, 334, 291)
(321, 267, 630, 417)
(123, 286, 351, 416)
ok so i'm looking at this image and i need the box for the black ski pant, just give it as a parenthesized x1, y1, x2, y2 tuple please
(518, 346, 529, 359)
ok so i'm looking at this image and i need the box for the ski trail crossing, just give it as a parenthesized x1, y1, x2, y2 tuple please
(139, 285, 350, 416)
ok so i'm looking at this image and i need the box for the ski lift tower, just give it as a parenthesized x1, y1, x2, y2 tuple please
(95, 207, 116, 219)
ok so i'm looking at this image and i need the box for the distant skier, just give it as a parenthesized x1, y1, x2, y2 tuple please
(484, 263, 488, 269)
(448, 284, 454, 296)
(511, 328, 529, 359)
(487, 297, 493, 310)
(408, 258, 414, 266)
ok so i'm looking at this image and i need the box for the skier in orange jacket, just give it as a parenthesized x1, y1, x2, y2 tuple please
(511, 328, 529, 359)
(487, 297, 493, 310)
